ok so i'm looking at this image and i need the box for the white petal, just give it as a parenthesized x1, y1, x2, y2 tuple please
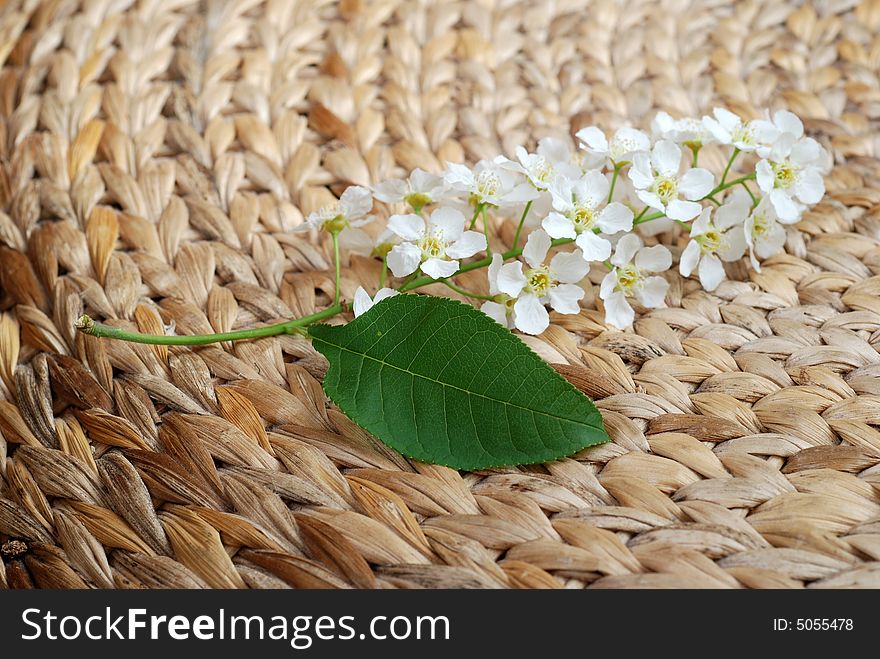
(666, 199, 702, 221)
(420, 257, 459, 279)
(338, 227, 373, 255)
(522, 229, 551, 269)
(444, 162, 474, 189)
(548, 176, 574, 212)
(613, 126, 651, 153)
(769, 189, 800, 222)
(372, 179, 407, 203)
(575, 232, 612, 263)
(513, 295, 550, 335)
(446, 231, 486, 259)
(542, 212, 577, 239)
(651, 140, 682, 176)
(679, 168, 714, 200)
(497, 261, 527, 298)
(794, 168, 824, 205)
(430, 206, 466, 241)
(702, 116, 731, 144)
(698, 253, 725, 291)
(756, 159, 775, 193)
(718, 228, 747, 261)
(597, 202, 634, 234)
(575, 126, 608, 154)
(549, 284, 585, 314)
(611, 233, 642, 267)
(790, 138, 822, 167)
(651, 111, 676, 139)
(481, 301, 509, 327)
(487, 253, 503, 295)
(774, 109, 803, 139)
(689, 207, 712, 237)
(628, 152, 654, 189)
(353, 287, 373, 317)
(714, 108, 742, 132)
(410, 168, 444, 195)
(388, 213, 425, 241)
(636, 189, 665, 212)
(756, 223, 787, 258)
(503, 182, 541, 205)
(599, 271, 617, 300)
(550, 249, 590, 283)
(603, 291, 635, 330)
(635, 244, 672, 273)
(679, 240, 701, 277)
(339, 186, 373, 219)
(374, 287, 399, 305)
(538, 137, 570, 163)
(387, 243, 422, 277)
(714, 188, 751, 229)
(637, 276, 669, 308)
(580, 170, 609, 205)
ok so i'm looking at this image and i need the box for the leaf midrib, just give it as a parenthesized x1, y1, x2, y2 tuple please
(312, 336, 604, 430)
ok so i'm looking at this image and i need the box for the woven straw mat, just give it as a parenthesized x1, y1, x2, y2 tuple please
(1, 0, 880, 590)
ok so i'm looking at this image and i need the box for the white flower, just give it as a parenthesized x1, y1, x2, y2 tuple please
(600, 234, 671, 330)
(651, 112, 713, 146)
(444, 159, 539, 207)
(298, 185, 373, 232)
(679, 205, 747, 291)
(576, 126, 650, 167)
(372, 168, 447, 211)
(629, 140, 715, 221)
(755, 134, 825, 222)
(499, 137, 581, 190)
(715, 191, 786, 272)
(480, 253, 516, 328)
(495, 230, 588, 335)
(701, 108, 778, 152)
(744, 196, 787, 271)
(353, 286, 399, 317)
(386, 207, 486, 279)
(542, 170, 633, 262)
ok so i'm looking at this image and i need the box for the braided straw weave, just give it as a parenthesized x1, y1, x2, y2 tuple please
(1, 0, 880, 589)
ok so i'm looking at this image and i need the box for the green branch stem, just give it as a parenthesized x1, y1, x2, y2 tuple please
(332, 230, 341, 306)
(720, 147, 740, 185)
(75, 303, 346, 346)
(441, 280, 494, 301)
(607, 164, 621, 203)
(512, 200, 532, 248)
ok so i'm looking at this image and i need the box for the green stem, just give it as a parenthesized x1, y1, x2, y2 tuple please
(608, 164, 621, 203)
(379, 256, 388, 288)
(706, 195, 721, 206)
(690, 144, 701, 167)
(703, 173, 755, 201)
(441, 280, 494, 301)
(398, 238, 575, 293)
(741, 181, 758, 204)
(633, 211, 666, 226)
(720, 147, 740, 185)
(674, 220, 691, 231)
(75, 303, 345, 346)
(481, 205, 492, 256)
(512, 200, 532, 249)
(331, 231, 341, 306)
(468, 203, 483, 230)
(633, 206, 650, 223)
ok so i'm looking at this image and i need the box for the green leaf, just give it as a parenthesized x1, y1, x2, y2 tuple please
(308, 294, 609, 470)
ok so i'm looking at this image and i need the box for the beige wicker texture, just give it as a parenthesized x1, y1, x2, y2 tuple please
(1, 0, 880, 589)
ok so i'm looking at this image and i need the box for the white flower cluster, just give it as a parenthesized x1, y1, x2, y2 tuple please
(302, 109, 827, 334)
